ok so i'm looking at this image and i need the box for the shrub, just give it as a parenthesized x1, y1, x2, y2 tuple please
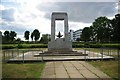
(2, 45, 15, 49)
(17, 44, 23, 49)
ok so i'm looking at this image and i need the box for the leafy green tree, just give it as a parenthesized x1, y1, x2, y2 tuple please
(76, 38, 80, 42)
(81, 27, 91, 42)
(4, 31, 10, 38)
(16, 38, 21, 43)
(0, 31, 2, 36)
(40, 34, 50, 44)
(3, 30, 10, 43)
(32, 29, 40, 41)
(0, 31, 2, 44)
(24, 31, 30, 41)
(9, 31, 17, 42)
(110, 14, 120, 42)
(91, 17, 112, 42)
(31, 32, 34, 41)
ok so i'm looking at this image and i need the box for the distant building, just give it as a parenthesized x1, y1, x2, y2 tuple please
(69, 29, 82, 42)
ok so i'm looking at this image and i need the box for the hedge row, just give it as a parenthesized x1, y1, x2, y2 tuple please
(73, 44, 120, 48)
(2, 43, 120, 49)
(2, 45, 16, 49)
(2, 44, 47, 49)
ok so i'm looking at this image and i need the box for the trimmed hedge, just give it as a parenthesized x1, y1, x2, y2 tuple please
(2, 45, 16, 49)
(2, 44, 47, 49)
(16, 44, 47, 49)
(73, 44, 120, 49)
(2, 43, 120, 49)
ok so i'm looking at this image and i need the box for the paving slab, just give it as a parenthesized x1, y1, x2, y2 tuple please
(40, 61, 111, 79)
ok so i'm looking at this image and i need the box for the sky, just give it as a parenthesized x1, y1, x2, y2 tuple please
(0, 0, 119, 41)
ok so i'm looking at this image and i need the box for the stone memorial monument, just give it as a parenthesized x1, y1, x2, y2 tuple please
(34, 12, 86, 57)
(48, 12, 72, 52)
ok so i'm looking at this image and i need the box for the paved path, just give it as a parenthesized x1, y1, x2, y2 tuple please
(41, 61, 111, 80)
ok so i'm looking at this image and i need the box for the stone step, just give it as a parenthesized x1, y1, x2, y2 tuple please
(34, 52, 88, 57)
(44, 50, 77, 53)
(43, 51, 78, 54)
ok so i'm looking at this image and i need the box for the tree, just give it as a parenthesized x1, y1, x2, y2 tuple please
(24, 31, 30, 41)
(16, 38, 21, 43)
(110, 14, 120, 42)
(0, 31, 2, 37)
(81, 27, 91, 42)
(40, 34, 50, 44)
(76, 38, 80, 42)
(31, 32, 34, 41)
(9, 31, 17, 42)
(3, 30, 10, 43)
(32, 29, 40, 41)
(91, 16, 112, 42)
(0, 31, 2, 44)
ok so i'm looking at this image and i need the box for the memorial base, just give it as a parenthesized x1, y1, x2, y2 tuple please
(48, 38, 72, 52)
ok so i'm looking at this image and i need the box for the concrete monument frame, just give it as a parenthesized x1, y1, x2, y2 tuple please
(51, 12, 69, 41)
(48, 12, 72, 51)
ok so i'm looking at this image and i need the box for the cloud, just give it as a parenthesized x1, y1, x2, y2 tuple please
(1, 8, 15, 22)
(0, 25, 28, 35)
(37, 2, 117, 23)
(0, 1, 118, 41)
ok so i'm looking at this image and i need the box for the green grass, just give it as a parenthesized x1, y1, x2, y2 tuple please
(2, 63, 45, 78)
(88, 61, 118, 79)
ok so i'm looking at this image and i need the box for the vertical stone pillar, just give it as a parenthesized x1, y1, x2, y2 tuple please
(51, 17, 55, 42)
(48, 12, 72, 51)
(64, 15, 69, 41)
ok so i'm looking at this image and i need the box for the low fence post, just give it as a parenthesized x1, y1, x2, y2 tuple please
(12, 50, 14, 58)
(84, 49, 86, 61)
(41, 50, 44, 62)
(117, 48, 119, 61)
(108, 49, 109, 56)
(118, 48, 120, 80)
(23, 51, 24, 63)
(3, 51, 5, 63)
(101, 48, 103, 61)
(18, 49, 19, 59)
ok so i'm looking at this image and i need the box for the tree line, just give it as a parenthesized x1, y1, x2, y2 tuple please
(1, 29, 50, 44)
(24, 29, 40, 42)
(1, 14, 120, 44)
(1, 29, 40, 44)
(80, 14, 120, 43)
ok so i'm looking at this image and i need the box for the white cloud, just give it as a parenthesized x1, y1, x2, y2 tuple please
(17, 34, 25, 41)
(0, 5, 5, 10)
(0, 1, 118, 41)
(38, 2, 117, 23)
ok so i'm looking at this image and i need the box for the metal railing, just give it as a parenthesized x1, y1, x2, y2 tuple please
(2, 48, 119, 63)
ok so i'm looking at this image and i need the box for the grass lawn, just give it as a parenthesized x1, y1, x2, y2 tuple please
(2, 63, 45, 79)
(88, 61, 118, 79)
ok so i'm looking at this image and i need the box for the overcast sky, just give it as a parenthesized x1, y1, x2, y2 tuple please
(0, 0, 119, 40)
